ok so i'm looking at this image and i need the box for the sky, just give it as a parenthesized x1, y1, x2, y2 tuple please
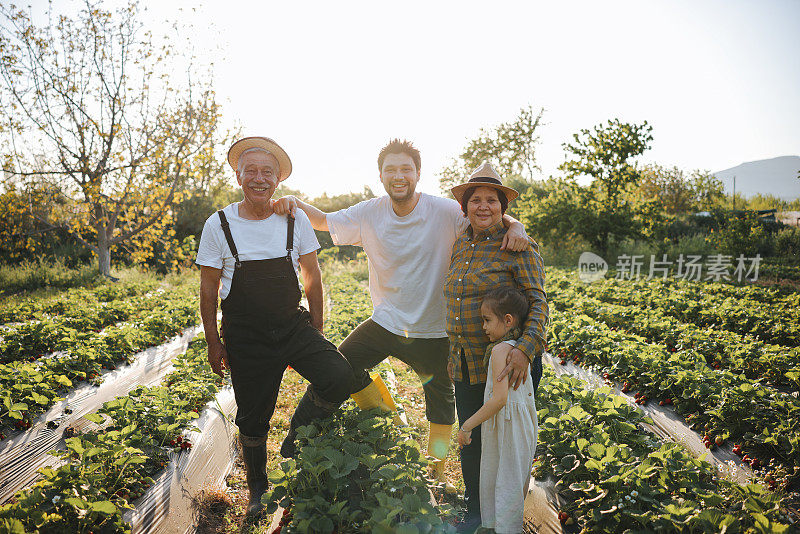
(40, 0, 800, 197)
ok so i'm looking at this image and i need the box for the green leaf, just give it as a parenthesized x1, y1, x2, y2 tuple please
(65, 437, 85, 455)
(64, 497, 87, 509)
(83, 413, 105, 424)
(30, 391, 48, 405)
(587, 443, 606, 458)
(88, 500, 118, 514)
(55, 375, 72, 387)
(0, 518, 27, 534)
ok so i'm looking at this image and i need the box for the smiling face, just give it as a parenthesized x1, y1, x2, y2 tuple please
(466, 186, 503, 231)
(236, 150, 280, 207)
(380, 152, 420, 203)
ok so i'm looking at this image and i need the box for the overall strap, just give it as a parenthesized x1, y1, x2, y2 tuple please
(285, 215, 295, 261)
(217, 210, 242, 269)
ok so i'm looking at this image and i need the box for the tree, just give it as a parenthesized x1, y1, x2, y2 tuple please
(557, 119, 654, 256)
(438, 105, 545, 194)
(0, 1, 224, 276)
(636, 164, 724, 215)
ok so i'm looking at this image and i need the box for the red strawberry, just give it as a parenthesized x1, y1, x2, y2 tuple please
(664, 398, 672, 405)
(750, 458, 760, 468)
(558, 511, 569, 524)
(715, 436, 724, 446)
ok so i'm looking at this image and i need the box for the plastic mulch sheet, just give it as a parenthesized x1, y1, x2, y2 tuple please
(523, 475, 563, 533)
(521, 352, 755, 533)
(540, 352, 753, 484)
(124, 387, 238, 534)
(0, 325, 202, 503)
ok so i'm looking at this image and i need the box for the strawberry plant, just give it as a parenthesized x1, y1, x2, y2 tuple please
(0, 279, 158, 325)
(550, 269, 799, 346)
(263, 405, 455, 533)
(549, 284, 800, 389)
(548, 310, 800, 479)
(0, 291, 199, 435)
(0, 336, 221, 532)
(535, 369, 793, 532)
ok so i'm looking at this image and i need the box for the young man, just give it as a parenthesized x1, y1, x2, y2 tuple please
(273, 139, 534, 502)
(196, 136, 353, 515)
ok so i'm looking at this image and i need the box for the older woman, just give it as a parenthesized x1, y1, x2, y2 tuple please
(444, 161, 548, 531)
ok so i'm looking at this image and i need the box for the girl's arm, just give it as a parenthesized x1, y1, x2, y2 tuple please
(457, 344, 511, 446)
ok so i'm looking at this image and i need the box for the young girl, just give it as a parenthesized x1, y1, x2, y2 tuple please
(457, 287, 538, 534)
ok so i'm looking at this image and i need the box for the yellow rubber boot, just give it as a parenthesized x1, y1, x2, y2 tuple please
(350, 374, 407, 426)
(429, 422, 457, 494)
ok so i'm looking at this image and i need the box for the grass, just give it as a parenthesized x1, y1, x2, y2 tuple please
(0, 258, 100, 296)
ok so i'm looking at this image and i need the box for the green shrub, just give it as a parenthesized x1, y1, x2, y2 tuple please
(774, 227, 800, 265)
(705, 212, 774, 257)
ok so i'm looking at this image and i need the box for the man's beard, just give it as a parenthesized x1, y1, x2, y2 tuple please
(386, 182, 416, 203)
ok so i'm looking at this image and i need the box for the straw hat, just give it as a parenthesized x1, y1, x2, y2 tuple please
(450, 161, 519, 202)
(227, 136, 292, 181)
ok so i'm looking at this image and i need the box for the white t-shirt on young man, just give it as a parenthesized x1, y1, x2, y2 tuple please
(195, 203, 320, 299)
(327, 193, 469, 338)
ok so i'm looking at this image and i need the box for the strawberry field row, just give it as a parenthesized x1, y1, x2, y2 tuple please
(0, 278, 159, 325)
(0, 292, 198, 436)
(549, 284, 800, 390)
(549, 270, 799, 346)
(550, 266, 799, 309)
(0, 336, 222, 533)
(534, 369, 792, 532)
(548, 311, 800, 489)
(0, 282, 196, 363)
(264, 406, 455, 533)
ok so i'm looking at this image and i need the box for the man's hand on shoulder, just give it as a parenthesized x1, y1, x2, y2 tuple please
(501, 221, 529, 252)
(273, 196, 298, 217)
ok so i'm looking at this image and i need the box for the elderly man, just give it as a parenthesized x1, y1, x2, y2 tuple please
(196, 136, 353, 515)
(274, 139, 533, 513)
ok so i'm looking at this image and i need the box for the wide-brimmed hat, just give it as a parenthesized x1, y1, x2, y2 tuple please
(450, 161, 519, 202)
(227, 136, 292, 181)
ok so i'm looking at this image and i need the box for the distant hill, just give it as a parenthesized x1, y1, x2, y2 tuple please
(713, 156, 800, 200)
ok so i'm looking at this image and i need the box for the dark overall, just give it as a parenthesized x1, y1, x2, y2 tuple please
(217, 210, 353, 456)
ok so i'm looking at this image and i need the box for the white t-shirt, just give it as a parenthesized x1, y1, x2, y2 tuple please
(195, 203, 320, 299)
(328, 193, 469, 338)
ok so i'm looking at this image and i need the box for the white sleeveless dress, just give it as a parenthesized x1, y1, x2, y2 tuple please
(479, 340, 538, 534)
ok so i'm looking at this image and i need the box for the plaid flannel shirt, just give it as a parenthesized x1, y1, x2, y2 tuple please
(445, 221, 548, 385)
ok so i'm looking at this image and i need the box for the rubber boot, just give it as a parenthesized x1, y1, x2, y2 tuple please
(428, 422, 457, 494)
(350, 374, 407, 426)
(240, 433, 268, 516)
(280, 386, 338, 458)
